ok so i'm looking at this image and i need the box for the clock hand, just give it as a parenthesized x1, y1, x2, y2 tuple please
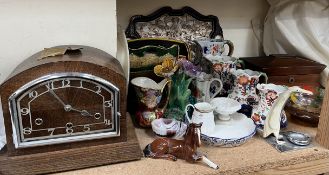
(69, 107, 93, 117)
(48, 89, 67, 107)
(48, 89, 92, 117)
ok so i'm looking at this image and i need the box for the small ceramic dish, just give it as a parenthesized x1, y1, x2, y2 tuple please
(210, 97, 241, 121)
(201, 113, 256, 147)
(151, 118, 187, 139)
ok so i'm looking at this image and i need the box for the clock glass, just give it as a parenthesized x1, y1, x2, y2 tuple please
(9, 72, 120, 148)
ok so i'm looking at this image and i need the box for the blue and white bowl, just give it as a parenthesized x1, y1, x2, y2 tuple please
(200, 113, 256, 147)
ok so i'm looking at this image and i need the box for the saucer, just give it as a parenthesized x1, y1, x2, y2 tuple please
(151, 118, 187, 139)
(201, 113, 256, 147)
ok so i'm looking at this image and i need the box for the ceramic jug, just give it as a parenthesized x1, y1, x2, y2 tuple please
(228, 69, 268, 107)
(131, 77, 171, 127)
(251, 84, 288, 128)
(194, 77, 222, 102)
(185, 102, 216, 134)
(196, 37, 234, 57)
(211, 56, 240, 96)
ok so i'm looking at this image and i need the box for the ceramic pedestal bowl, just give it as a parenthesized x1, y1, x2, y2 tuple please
(210, 97, 241, 121)
(151, 118, 187, 139)
(200, 113, 256, 147)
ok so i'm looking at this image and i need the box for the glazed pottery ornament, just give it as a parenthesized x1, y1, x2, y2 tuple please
(251, 84, 288, 127)
(263, 86, 313, 144)
(194, 76, 222, 102)
(144, 123, 219, 169)
(210, 97, 241, 121)
(151, 118, 187, 139)
(185, 102, 216, 135)
(131, 77, 171, 127)
(228, 69, 268, 106)
(211, 56, 239, 95)
(196, 37, 234, 57)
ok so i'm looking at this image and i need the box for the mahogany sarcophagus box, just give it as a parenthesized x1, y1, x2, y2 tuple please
(240, 54, 326, 91)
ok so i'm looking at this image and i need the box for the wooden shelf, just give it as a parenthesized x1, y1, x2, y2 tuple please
(53, 116, 329, 175)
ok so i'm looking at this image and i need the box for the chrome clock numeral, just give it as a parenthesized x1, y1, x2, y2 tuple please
(66, 122, 74, 134)
(94, 113, 101, 120)
(83, 125, 90, 132)
(79, 80, 83, 88)
(104, 119, 111, 126)
(20, 108, 30, 115)
(48, 128, 55, 136)
(29, 91, 38, 99)
(95, 85, 102, 94)
(35, 118, 43, 125)
(46, 81, 54, 90)
(104, 100, 112, 107)
(61, 79, 70, 88)
(23, 127, 32, 135)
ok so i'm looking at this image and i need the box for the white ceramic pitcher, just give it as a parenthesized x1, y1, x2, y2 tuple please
(185, 102, 216, 134)
(195, 77, 222, 102)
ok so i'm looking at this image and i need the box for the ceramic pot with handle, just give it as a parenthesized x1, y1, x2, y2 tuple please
(228, 69, 268, 107)
(194, 77, 222, 102)
(185, 102, 216, 135)
(131, 77, 171, 127)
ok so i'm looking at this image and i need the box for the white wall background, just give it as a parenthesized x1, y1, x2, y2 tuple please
(117, 0, 269, 58)
(0, 0, 117, 84)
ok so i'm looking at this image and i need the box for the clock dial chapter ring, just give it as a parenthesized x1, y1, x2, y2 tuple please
(9, 72, 121, 148)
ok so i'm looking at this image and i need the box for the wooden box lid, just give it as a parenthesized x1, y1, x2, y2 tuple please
(240, 54, 326, 76)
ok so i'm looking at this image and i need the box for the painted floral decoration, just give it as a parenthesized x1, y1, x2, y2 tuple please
(154, 57, 179, 77)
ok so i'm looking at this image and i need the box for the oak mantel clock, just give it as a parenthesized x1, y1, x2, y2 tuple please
(0, 45, 141, 175)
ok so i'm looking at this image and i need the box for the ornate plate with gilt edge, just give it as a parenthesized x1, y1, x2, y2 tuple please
(125, 6, 225, 74)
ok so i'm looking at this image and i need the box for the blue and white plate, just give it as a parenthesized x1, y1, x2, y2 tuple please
(201, 113, 256, 147)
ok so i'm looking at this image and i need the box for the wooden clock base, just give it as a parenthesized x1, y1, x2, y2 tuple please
(0, 114, 142, 175)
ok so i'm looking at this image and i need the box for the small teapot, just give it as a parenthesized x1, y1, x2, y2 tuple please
(185, 102, 216, 134)
(131, 77, 171, 127)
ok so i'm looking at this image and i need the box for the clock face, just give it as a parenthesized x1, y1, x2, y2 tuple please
(9, 73, 120, 148)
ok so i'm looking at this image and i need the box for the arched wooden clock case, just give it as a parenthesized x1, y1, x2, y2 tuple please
(0, 45, 141, 175)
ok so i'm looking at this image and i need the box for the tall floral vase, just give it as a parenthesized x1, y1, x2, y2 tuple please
(251, 84, 288, 128)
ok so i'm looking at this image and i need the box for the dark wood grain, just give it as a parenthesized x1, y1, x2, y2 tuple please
(0, 114, 142, 175)
(240, 55, 326, 88)
(0, 45, 128, 156)
(240, 55, 326, 76)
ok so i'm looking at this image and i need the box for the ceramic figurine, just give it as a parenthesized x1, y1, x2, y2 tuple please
(185, 102, 216, 135)
(251, 84, 288, 127)
(263, 86, 313, 144)
(228, 69, 268, 107)
(131, 77, 171, 127)
(144, 123, 219, 169)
